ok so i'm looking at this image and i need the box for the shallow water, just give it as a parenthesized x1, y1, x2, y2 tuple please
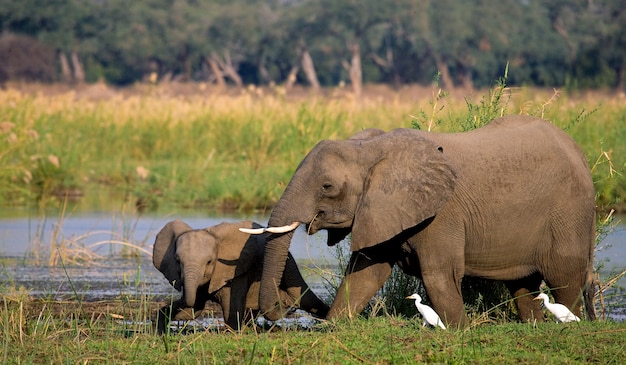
(0, 207, 624, 322)
(0, 209, 336, 261)
(0, 207, 337, 329)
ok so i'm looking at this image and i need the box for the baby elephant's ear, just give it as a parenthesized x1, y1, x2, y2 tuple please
(208, 221, 263, 294)
(153, 220, 192, 291)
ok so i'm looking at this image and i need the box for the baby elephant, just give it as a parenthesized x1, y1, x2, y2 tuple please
(152, 219, 329, 334)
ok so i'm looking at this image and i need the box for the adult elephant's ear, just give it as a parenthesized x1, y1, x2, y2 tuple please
(208, 221, 263, 294)
(351, 130, 457, 251)
(153, 219, 193, 291)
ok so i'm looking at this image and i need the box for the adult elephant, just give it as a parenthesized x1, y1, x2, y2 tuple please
(242, 115, 596, 328)
(153, 220, 328, 334)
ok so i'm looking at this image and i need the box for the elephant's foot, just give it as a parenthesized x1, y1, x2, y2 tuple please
(516, 297, 545, 323)
(327, 252, 393, 320)
(154, 302, 203, 335)
(505, 275, 545, 322)
(326, 286, 364, 320)
(327, 303, 357, 320)
(155, 304, 174, 335)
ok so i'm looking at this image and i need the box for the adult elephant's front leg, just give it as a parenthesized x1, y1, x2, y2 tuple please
(421, 271, 466, 328)
(217, 287, 247, 331)
(327, 251, 393, 319)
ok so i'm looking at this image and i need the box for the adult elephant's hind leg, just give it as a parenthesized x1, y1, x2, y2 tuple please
(544, 214, 593, 318)
(504, 272, 544, 322)
(327, 251, 393, 319)
(544, 264, 587, 318)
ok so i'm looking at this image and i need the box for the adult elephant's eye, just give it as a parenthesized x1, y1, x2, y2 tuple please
(322, 183, 333, 191)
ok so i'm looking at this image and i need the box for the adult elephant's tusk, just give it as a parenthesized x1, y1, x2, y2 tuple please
(266, 221, 300, 233)
(238, 227, 267, 234)
(239, 222, 300, 234)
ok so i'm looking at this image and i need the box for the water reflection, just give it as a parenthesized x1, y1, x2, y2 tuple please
(1, 208, 622, 277)
(0, 210, 337, 262)
(0, 206, 624, 322)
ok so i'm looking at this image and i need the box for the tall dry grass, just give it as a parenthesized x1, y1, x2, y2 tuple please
(0, 83, 624, 212)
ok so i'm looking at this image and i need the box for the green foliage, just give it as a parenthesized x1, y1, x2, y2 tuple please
(1, 289, 625, 364)
(410, 72, 449, 131)
(461, 277, 515, 322)
(1, 85, 624, 215)
(460, 64, 510, 131)
(1, 0, 625, 89)
(376, 267, 425, 317)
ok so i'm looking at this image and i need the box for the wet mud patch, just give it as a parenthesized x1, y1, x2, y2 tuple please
(1, 257, 325, 334)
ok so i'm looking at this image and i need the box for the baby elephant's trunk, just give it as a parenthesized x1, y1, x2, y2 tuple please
(183, 269, 200, 307)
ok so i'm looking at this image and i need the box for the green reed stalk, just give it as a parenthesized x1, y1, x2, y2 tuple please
(0, 86, 624, 213)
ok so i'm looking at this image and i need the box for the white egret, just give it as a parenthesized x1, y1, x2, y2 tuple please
(534, 293, 581, 322)
(406, 294, 446, 329)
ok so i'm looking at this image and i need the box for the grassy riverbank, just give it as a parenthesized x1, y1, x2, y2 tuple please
(1, 83, 624, 213)
(1, 291, 625, 364)
(1, 82, 625, 363)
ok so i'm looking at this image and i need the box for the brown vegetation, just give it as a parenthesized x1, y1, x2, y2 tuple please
(0, 34, 56, 83)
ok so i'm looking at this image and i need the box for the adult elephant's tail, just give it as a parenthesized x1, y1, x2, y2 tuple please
(584, 218, 597, 320)
(583, 273, 597, 320)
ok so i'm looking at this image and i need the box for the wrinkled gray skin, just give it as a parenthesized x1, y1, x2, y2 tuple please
(153, 220, 328, 334)
(260, 116, 596, 328)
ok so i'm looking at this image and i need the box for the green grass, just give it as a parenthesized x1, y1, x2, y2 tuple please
(1, 290, 625, 364)
(2, 244, 624, 364)
(1, 84, 624, 212)
(1, 83, 624, 363)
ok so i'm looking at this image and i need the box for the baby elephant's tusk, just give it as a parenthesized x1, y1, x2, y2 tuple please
(239, 222, 300, 234)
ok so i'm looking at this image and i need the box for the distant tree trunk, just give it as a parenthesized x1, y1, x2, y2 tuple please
(433, 54, 454, 90)
(71, 51, 85, 83)
(206, 57, 226, 87)
(616, 64, 624, 92)
(182, 57, 192, 81)
(301, 47, 320, 91)
(209, 52, 242, 87)
(59, 52, 72, 83)
(458, 58, 474, 90)
(552, 16, 576, 62)
(348, 42, 363, 98)
(223, 66, 243, 87)
(369, 43, 399, 88)
(221, 51, 243, 87)
(258, 63, 272, 84)
(459, 71, 474, 90)
(284, 64, 299, 90)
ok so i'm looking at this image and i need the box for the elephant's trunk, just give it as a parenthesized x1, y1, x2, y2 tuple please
(260, 230, 295, 320)
(183, 267, 201, 308)
(260, 186, 309, 320)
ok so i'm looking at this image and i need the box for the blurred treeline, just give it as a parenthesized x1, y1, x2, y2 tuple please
(0, 0, 624, 93)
